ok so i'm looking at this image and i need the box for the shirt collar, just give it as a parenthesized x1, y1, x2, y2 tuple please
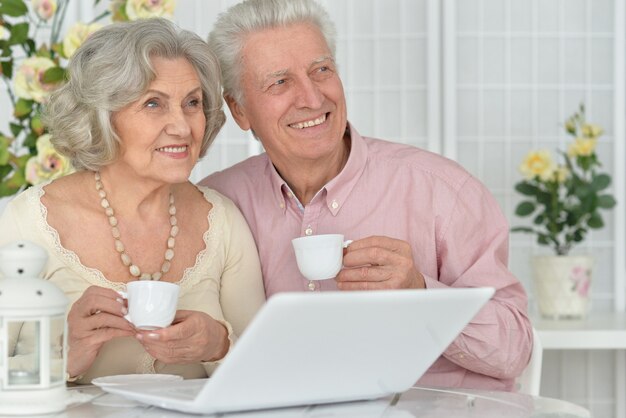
(266, 122, 368, 216)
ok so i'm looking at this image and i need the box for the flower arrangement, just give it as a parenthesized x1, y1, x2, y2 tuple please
(0, 0, 175, 197)
(512, 104, 616, 255)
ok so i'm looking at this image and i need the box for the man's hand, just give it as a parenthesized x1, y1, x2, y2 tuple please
(335, 236, 426, 290)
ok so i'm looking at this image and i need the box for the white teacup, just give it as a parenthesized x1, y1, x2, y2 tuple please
(291, 234, 352, 280)
(119, 281, 179, 330)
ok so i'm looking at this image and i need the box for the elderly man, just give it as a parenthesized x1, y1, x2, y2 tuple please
(201, 0, 532, 391)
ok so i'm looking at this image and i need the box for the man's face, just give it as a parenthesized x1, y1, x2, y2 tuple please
(227, 22, 348, 171)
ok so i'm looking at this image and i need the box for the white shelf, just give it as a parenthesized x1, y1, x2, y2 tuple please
(532, 312, 626, 350)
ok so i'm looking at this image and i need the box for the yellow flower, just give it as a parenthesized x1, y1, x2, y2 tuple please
(519, 150, 556, 181)
(581, 123, 603, 138)
(568, 138, 597, 157)
(0, 25, 8, 40)
(25, 134, 73, 185)
(125, 0, 176, 20)
(32, 0, 57, 21)
(63, 22, 103, 58)
(13, 56, 56, 103)
(552, 166, 570, 184)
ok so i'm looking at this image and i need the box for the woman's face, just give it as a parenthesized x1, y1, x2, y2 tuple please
(111, 56, 206, 184)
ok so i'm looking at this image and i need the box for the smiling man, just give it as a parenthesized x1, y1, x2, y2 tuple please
(200, 0, 532, 391)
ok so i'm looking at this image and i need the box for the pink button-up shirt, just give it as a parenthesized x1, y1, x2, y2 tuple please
(201, 124, 532, 391)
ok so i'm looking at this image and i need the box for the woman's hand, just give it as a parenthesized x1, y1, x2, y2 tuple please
(135, 310, 229, 364)
(66, 285, 135, 378)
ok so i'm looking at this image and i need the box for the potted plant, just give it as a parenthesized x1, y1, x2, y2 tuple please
(0, 0, 175, 204)
(512, 104, 616, 319)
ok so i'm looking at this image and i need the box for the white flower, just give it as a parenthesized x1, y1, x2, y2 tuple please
(125, 0, 176, 20)
(32, 0, 57, 21)
(25, 134, 73, 185)
(13, 56, 56, 103)
(62, 22, 103, 58)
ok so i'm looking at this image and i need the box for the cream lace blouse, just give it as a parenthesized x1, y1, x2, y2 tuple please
(0, 182, 266, 384)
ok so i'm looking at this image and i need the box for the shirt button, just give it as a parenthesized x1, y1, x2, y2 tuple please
(279, 202, 284, 208)
(331, 200, 339, 209)
(305, 228, 313, 236)
(308, 281, 316, 291)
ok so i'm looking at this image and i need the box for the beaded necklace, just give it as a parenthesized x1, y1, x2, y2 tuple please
(94, 171, 178, 280)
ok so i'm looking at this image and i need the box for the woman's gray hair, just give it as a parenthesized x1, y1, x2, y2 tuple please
(44, 18, 225, 171)
(208, 0, 336, 104)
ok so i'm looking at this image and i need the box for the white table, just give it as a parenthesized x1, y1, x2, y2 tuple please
(533, 311, 626, 350)
(533, 311, 626, 417)
(55, 384, 590, 417)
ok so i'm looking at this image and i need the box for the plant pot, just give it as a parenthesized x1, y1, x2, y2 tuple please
(531, 255, 593, 319)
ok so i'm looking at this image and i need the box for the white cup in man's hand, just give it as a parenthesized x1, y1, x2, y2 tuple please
(291, 234, 352, 280)
(119, 281, 179, 330)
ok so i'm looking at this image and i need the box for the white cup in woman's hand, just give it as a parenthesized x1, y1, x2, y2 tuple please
(291, 234, 352, 280)
(118, 281, 179, 330)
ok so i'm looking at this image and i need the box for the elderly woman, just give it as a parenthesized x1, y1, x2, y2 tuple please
(0, 18, 265, 383)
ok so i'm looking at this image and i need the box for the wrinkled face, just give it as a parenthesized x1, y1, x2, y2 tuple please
(112, 57, 205, 184)
(227, 22, 348, 169)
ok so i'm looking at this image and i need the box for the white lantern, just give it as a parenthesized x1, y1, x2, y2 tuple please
(0, 240, 69, 415)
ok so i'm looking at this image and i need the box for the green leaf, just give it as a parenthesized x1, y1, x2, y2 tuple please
(597, 195, 616, 209)
(591, 174, 611, 191)
(515, 201, 536, 216)
(0, 136, 11, 165)
(575, 184, 592, 199)
(537, 235, 550, 245)
(573, 229, 585, 242)
(0, 0, 28, 17)
(515, 182, 539, 196)
(0, 164, 12, 181)
(536, 191, 553, 205)
(0, 59, 12, 78)
(24, 38, 35, 55)
(12, 153, 30, 169)
(42, 66, 66, 83)
(9, 122, 23, 137)
(511, 226, 534, 233)
(0, 167, 26, 197)
(587, 212, 604, 229)
(13, 98, 34, 118)
(52, 42, 65, 58)
(0, 39, 8, 55)
(533, 214, 545, 225)
(23, 132, 38, 150)
(8, 22, 29, 45)
(30, 115, 44, 136)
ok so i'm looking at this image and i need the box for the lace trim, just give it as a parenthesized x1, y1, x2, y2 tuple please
(32, 182, 224, 292)
(138, 352, 156, 374)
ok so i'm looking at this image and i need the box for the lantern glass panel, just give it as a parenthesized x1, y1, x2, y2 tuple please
(50, 315, 64, 383)
(7, 321, 40, 386)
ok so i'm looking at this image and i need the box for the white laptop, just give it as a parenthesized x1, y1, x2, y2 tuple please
(103, 287, 494, 414)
